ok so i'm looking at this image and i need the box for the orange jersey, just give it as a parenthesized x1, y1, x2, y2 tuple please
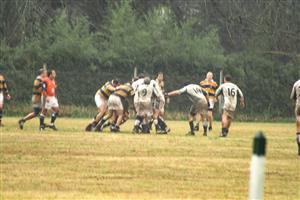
(43, 77, 56, 96)
(200, 79, 218, 97)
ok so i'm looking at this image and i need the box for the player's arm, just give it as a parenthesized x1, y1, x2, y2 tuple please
(290, 84, 296, 102)
(107, 84, 116, 92)
(3, 78, 11, 100)
(215, 86, 222, 99)
(202, 89, 210, 106)
(237, 87, 245, 108)
(41, 81, 47, 109)
(167, 86, 187, 97)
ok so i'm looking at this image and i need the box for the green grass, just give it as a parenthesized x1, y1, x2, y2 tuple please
(0, 117, 299, 200)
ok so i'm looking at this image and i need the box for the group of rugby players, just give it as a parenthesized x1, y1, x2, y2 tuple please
(17, 68, 60, 131)
(85, 72, 170, 134)
(0, 70, 299, 155)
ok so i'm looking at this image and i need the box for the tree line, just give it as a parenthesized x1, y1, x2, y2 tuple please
(0, 0, 299, 119)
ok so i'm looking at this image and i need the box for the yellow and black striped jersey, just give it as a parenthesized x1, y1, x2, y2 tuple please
(0, 74, 8, 93)
(31, 76, 44, 104)
(200, 79, 218, 97)
(113, 84, 134, 98)
(97, 81, 116, 99)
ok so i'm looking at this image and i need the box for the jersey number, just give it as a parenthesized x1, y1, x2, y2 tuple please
(193, 88, 202, 94)
(228, 88, 236, 97)
(141, 89, 147, 97)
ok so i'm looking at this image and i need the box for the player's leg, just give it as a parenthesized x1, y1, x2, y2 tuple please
(39, 108, 47, 131)
(95, 110, 113, 132)
(220, 110, 232, 137)
(0, 92, 4, 126)
(18, 107, 40, 129)
(295, 106, 300, 155)
(141, 114, 151, 133)
(201, 113, 208, 136)
(194, 113, 201, 131)
(111, 110, 123, 132)
(187, 105, 197, 135)
(48, 106, 59, 131)
(47, 97, 59, 131)
(208, 98, 215, 131)
(220, 112, 228, 137)
(133, 102, 142, 133)
(157, 101, 170, 133)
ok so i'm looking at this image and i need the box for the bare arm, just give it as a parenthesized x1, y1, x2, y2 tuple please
(167, 90, 181, 97)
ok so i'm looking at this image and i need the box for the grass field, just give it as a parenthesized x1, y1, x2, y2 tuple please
(0, 117, 299, 200)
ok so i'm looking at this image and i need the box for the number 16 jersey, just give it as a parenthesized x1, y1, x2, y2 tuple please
(216, 82, 243, 111)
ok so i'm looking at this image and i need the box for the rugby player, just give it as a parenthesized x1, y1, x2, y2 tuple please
(18, 68, 47, 129)
(133, 77, 164, 133)
(39, 70, 59, 131)
(196, 72, 218, 131)
(0, 73, 11, 126)
(85, 79, 119, 131)
(215, 75, 244, 137)
(290, 79, 300, 155)
(167, 83, 209, 136)
(152, 72, 170, 134)
(95, 82, 134, 133)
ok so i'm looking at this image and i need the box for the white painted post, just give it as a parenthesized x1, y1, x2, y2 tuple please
(219, 70, 224, 115)
(134, 66, 137, 78)
(249, 132, 267, 200)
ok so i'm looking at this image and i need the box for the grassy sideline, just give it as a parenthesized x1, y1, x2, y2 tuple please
(1, 117, 299, 200)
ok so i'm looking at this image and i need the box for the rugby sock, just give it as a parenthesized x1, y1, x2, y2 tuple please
(221, 128, 227, 136)
(50, 112, 58, 124)
(158, 117, 166, 130)
(297, 132, 300, 155)
(0, 110, 2, 124)
(135, 116, 143, 126)
(189, 121, 194, 133)
(153, 119, 159, 132)
(40, 114, 45, 126)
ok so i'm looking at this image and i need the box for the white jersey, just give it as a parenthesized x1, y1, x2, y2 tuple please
(216, 82, 243, 111)
(136, 83, 155, 103)
(178, 84, 207, 103)
(132, 78, 144, 92)
(150, 80, 164, 101)
(290, 79, 300, 104)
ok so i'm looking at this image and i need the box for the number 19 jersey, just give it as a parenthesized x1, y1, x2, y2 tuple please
(216, 82, 243, 111)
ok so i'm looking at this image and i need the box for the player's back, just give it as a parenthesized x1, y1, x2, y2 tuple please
(43, 77, 56, 96)
(181, 84, 206, 103)
(132, 78, 144, 92)
(137, 83, 153, 103)
(291, 79, 300, 104)
(219, 82, 242, 111)
(0, 74, 7, 91)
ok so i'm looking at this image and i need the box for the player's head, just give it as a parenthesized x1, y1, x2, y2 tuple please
(144, 77, 151, 85)
(111, 79, 119, 87)
(48, 70, 56, 79)
(138, 73, 145, 79)
(156, 72, 164, 81)
(206, 71, 213, 81)
(38, 68, 47, 78)
(224, 74, 232, 82)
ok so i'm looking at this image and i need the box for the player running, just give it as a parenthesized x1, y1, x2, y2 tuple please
(196, 72, 218, 131)
(290, 79, 300, 155)
(18, 68, 47, 129)
(215, 75, 244, 137)
(133, 77, 164, 133)
(95, 83, 134, 133)
(167, 83, 209, 136)
(39, 70, 59, 131)
(0, 73, 11, 126)
(85, 79, 119, 131)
